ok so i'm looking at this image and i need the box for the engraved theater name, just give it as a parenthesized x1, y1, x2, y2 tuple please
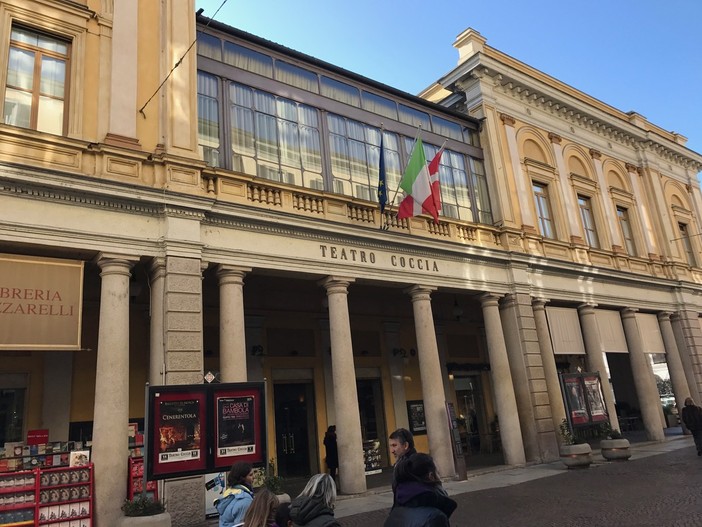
(319, 244, 440, 272)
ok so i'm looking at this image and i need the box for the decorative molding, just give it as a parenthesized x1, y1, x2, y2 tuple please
(589, 149, 602, 161)
(500, 113, 516, 126)
(548, 132, 562, 144)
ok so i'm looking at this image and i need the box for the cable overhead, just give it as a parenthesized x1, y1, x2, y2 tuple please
(138, 0, 229, 118)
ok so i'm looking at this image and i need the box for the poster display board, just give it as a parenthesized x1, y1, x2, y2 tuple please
(213, 385, 265, 469)
(560, 372, 608, 428)
(406, 400, 427, 435)
(147, 382, 266, 480)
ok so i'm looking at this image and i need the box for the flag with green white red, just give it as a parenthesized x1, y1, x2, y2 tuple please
(397, 136, 441, 222)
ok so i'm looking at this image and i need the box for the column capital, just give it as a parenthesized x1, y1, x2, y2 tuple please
(589, 148, 602, 161)
(404, 285, 436, 302)
(479, 292, 503, 308)
(657, 311, 673, 322)
(319, 276, 355, 294)
(149, 257, 166, 282)
(216, 264, 251, 285)
(577, 302, 597, 314)
(620, 307, 638, 319)
(670, 311, 682, 323)
(499, 113, 516, 127)
(625, 163, 638, 174)
(531, 297, 550, 311)
(95, 253, 136, 276)
(499, 293, 520, 310)
(548, 132, 562, 144)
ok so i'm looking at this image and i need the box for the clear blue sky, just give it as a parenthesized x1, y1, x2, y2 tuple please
(196, 0, 702, 157)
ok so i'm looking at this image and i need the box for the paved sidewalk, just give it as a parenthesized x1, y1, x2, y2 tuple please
(334, 432, 694, 520)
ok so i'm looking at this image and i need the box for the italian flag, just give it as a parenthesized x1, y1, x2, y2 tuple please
(397, 137, 443, 222)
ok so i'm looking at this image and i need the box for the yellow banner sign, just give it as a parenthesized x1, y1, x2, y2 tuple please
(0, 254, 84, 350)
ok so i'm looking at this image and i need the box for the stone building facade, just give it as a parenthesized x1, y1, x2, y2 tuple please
(1, 2, 701, 526)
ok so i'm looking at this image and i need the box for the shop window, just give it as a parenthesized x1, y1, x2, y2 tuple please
(4, 25, 70, 135)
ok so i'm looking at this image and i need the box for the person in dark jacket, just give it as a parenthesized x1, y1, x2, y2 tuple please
(384, 453, 457, 527)
(681, 397, 702, 456)
(289, 473, 340, 527)
(389, 428, 417, 503)
(323, 426, 339, 480)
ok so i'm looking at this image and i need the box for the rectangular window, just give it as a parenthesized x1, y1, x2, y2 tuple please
(229, 82, 321, 185)
(197, 71, 220, 166)
(197, 32, 222, 61)
(617, 207, 636, 255)
(320, 76, 360, 106)
(361, 91, 398, 120)
(679, 223, 696, 266)
(533, 183, 555, 238)
(578, 195, 599, 248)
(4, 26, 69, 135)
(398, 104, 431, 129)
(223, 41, 273, 77)
(275, 61, 319, 93)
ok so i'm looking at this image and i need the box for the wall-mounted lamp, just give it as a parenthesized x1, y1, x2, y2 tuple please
(250, 345, 264, 357)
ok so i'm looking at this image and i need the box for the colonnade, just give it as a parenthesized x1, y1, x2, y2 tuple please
(89, 254, 702, 524)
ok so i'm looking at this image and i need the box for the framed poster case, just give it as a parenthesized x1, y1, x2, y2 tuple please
(560, 372, 608, 428)
(406, 400, 427, 435)
(213, 384, 266, 470)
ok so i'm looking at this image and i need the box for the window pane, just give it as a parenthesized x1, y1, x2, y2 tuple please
(329, 133, 350, 179)
(432, 115, 463, 141)
(275, 61, 319, 93)
(197, 32, 222, 60)
(300, 125, 322, 172)
(37, 34, 67, 54)
(361, 91, 398, 119)
(36, 95, 63, 134)
(230, 83, 253, 107)
(230, 106, 255, 155)
(254, 90, 276, 115)
(398, 104, 431, 129)
(6, 48, 34, 90)
(40, 56, 65, 97)
(11, 27, 38, 46)
(278, 119, 300, 168)
(3, 88, 32, 127)
(223, 41, 273, 77)
(320, 76, 360, 106)
(255, 113, 278, 162)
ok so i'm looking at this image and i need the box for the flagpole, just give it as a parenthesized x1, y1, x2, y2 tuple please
(385, 125, 422, 229)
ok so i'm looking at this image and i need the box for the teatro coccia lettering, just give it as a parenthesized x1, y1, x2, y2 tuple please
(319, 244, 439, 272)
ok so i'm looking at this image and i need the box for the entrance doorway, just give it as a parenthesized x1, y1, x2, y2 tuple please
(356, 379, 388, 472)
(274, 383, 316, 478)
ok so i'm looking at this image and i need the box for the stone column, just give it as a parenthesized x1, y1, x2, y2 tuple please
(217, 265, 251, 382)
(383, 321, 409, 430)
(406, 286, 455, 479)
(318, 317, 335, 426)
(658, 313, 691, 415)
(499, 294, 540, 462)
(671, 311, 702, 401)
(577, 304, 620, 431)
(480, 293, 526, 465)
(149, 258, 166, 386)
(626, 163, 659, 258)
(532, 299, 567, 433)
(620, 308, 665, 441)
(320, 277, 366, 494)
(92, 255, 133, 527)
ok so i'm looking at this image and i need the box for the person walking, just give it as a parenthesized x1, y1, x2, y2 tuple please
(289, 473, 341, 527)
(243, 488, 279, 527)
(215, 462, 255, 527)
(681, 397, 702, 456)
(323, 425, 339, 480)
(388, 428, 417, 503)
(384, 453, 457, 527)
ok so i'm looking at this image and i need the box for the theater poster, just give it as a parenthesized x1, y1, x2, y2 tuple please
(214, 384, 265, 469)
(560, 372, 608, 427)
(148, 386, 207, 479)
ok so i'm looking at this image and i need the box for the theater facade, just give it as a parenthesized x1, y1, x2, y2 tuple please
(1, 1, 701, 525)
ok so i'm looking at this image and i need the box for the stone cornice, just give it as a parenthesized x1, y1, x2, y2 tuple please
(449, 60, 702, 172)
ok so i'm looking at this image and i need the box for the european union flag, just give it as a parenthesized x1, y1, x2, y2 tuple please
(377, 134, 387, 214)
